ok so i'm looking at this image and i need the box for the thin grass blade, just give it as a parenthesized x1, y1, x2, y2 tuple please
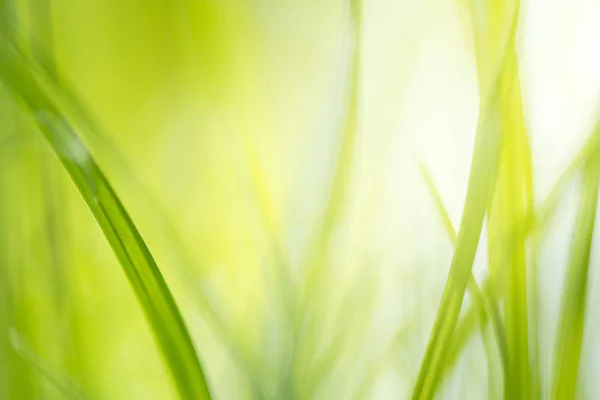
(410, 4, 523, 394)
(419, 164, 510, 391)
(439, 116, 600, 386)
(0, 31, 212, 400)
(552, 124, 600, 400)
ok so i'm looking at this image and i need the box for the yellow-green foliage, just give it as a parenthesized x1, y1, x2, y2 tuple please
(2, 0, 600, 399)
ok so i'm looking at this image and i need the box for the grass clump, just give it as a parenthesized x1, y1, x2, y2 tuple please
(2, 0, 600, 399)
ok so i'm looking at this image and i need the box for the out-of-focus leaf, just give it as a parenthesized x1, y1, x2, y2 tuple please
(9, 329, 89, 400)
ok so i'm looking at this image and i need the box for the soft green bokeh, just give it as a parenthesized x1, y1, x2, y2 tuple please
(2, 0, 600, 399)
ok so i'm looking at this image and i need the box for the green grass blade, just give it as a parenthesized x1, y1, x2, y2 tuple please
(493, 62, 531, 400)
(516, 115, 541, 400)
(474, 281, 509, 399)
(411, 4, 523, 394)
(536, 127, 600, 229)
(552, 126, 600, 400)
(466, 0, 532, 394)
(0, 33, 212, 400)
(478, 280, 510, 390)
(418, 164, 458, 244)
(37, 54, 260, 395)
(42, 46, 265, 396)
(411, 56, 510, 400)
(437, 119, 600, 386)
(24, 6, 244, 376)
(419, 164, 510, 391)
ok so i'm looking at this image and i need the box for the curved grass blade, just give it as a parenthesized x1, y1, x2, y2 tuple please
(411, 7, 520, 397)
(437, 113, 600, 385)
(38, 40, 265, 398)
(27, 1, 256, 395)
(536, 125, 600, 229)
(462, 0, 532, 394)
(552, 125, 600, 400)
(471, 279, 507, 400)
(36, 48, 263, 396)
(419, 164, 510, 391)
(411, 74, 503, 400)
(0, 34, 212, 400)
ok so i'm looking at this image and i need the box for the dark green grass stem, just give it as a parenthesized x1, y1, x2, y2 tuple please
(0, 33, 212, 400)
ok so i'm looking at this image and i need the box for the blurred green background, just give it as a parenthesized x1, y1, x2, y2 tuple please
(2, 0, 600, 399)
